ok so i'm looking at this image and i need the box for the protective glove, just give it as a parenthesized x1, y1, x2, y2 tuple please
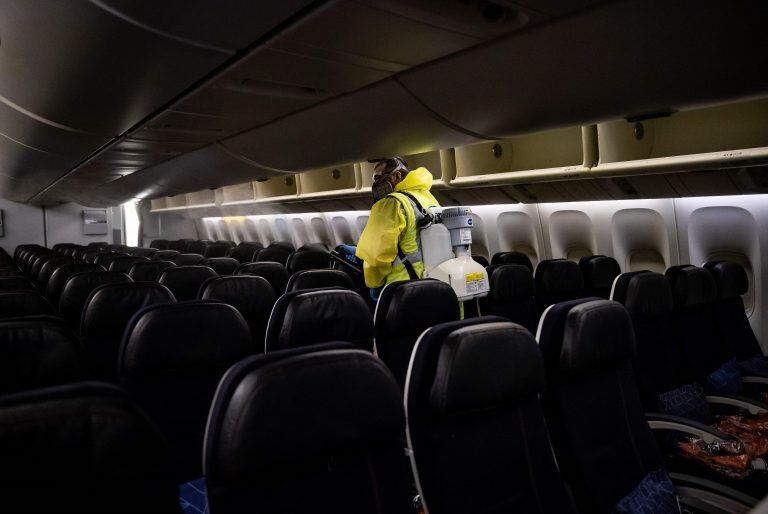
(369, 287, 381, 301)
(339, 244, 358, 263)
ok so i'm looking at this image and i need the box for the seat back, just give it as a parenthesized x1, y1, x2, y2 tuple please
(94, 252, 128, 269)
(228, 243, 261, 263)
(204, 345, 412, 514)
(490, 251, 534, 271)
(37, 256, 75, 287)
(537, 299, 664, 514)
(534, 259, 584, 310)
(128, 260, 176, 282)
(256, 244, 293, 265)
(471, 254, 490, 267)
(611, 271, 690, 410)
(109, 256, 149, 273)
(286, 249, 329, 274)
(151, 249, 180, 261)
(203, 257, 239, 275)
(130, 247, 158, 259)
(266, 288, 374, 352)
(0, 318, 84, 394)
(81, 282, 176, 381)
(59, 271, 132, 328)
(186, 240, 208, 255)
(170, 253, 205, 266)
(158, 265, 217, 301)
(0, 382, 180, 513)
(0, 277, 36, 292)
(200, 276, 276, 350)
(478, 264, 539, 332)
(203, 242, 231, 258)
(666, 265, 731, 380)
(0, 291, 55, 319)
(168, 239, 192, 252)
(705, 260, 762, 360)
(579, 255, 621, 298)
(406, 317, 577, 514)
(374, 279, 460, 389)
(286, 269, 354, 293)
(47, 263, 105, 305)
(149, 239, 169, 250)
(120, 301, 252, 482)
(236, 261, 289, 295)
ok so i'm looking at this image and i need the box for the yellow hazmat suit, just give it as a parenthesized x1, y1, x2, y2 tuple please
(355, 167, 439, 288)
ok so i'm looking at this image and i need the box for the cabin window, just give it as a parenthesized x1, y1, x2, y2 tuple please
(628, 249, 666, 273)
(311, 218, 333, 248)
(274, 217, 292, 243)
(331, 217, 354, 245)
(292, 218, 309, 247)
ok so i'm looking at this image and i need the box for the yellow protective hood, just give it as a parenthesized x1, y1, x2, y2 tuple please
(395, 167, 433, 193)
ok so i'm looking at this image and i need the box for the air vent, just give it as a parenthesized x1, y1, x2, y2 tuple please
(220, 78, 331, 100)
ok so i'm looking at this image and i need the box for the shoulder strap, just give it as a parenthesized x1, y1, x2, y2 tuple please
(388, 191, 432, 228)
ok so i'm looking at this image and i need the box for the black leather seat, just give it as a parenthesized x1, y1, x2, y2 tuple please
(297, 243, 328, 252)
(286, 269, 354, 293)
(471, 254, 490, 267)
(59, 271, 132, 328)
(94, 252, 128, 270)
(0, 318, 84, 394)
(534, 258, 584, 310)
(374, 279, 460, 390)
(203, 242, 231, 258)
(579, 255, 621, 298)
(168, 239, 193, 252)
(705, 260, 763, 361)
(405, 317, 577, 514)
(158, 265, 217, 301)
(0, 291, 55, 319)
(0, 382, 180, 513)
(128, 260, 176, 282)
(119, 301, 252, 482)
(170, 253, 205, 266)
(203, 257, 240, 275)
(199, 275, 275, 350)
(204, 344, 412, 514)
(265, 288, 374, 352)
(285, 249, 329, 274)
(256, 243, 294, 265)
(537, 299, 670, 513)
(47, 263, 105, 305)
(149, 239, 169, 250)
(0, 276, 36, 292)
(109, 256, 149, 273)
(130, 247, 158, 259)
(236, 261, 289, 295)
(37, 256, 75, 287)
(227, 242, 262, 263)
(490, 251, 534, 271)
(186, 240, 208, 255)
(151, 249, 180, 261)
(81, 282, 176, 381)
(666, 266, 732, 381)
(478, 264, 539, 332)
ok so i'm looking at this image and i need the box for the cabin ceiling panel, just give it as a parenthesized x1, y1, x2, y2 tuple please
(398, 0, 768, 139)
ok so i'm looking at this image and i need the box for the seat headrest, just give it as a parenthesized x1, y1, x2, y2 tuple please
(151, 250, 180, 260)
(256, 245, 293, 265)
(471, 254, 490, 267)
(0, 291, 55, 319)
(81, 282, 176, 336)
(666, 266, 717, 308)
(489, 264, 535, 301)
(171, 253, 205, 266)
(705, 261, 748, 299)
(236, 262, 289, 295)
(618, 272, 673, 318)
(120, 301, 252, 377)
(375, 279, 460, 336)
(535, 259, 584, 295)
(200, 275, 276, 309)
(286, 250, 330, 274)
(579, 255, 621, 289)
(0, 318, 83, 394)
(47, 263, 105, 299)
(205, 348, 402, 481)
(203, 257, 240, 275)
(227, 245, 261, 263)
(59, 271, 133, 325)
(203, 243, 231, 258)
(0, 382, 179, 512)
(128, 260, 176, 282)
(266, 288, 374, 352)
(286, 269, 354, 293)
(429, 322, 545, 416)
(108, 256, 148, 273)
(560, 300, 635, 377)
(490, 251, 533, 271)
(158, 265, 217, 300)
(297, 243, 329, 252)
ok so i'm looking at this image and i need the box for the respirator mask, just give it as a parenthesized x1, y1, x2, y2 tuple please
(370, 157, 408, 202)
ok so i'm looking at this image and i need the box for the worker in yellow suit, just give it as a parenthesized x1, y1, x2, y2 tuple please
(354, 157, 439, 300)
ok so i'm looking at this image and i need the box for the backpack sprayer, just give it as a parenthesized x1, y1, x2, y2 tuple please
(331, 204, 489, 301)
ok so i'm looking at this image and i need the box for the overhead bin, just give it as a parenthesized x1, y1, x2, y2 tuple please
(254, 175, 298, 203)
(297, 164, 359, 200)
(220, 183, 256, 206)
(358, 149, 455, 192)
(186, 190, 216, 209)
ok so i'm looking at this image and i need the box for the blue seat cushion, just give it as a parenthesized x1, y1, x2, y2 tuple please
(739, 356, 768, 378)
(705, 358, 742, 395)
(657, 383, 712, 425)
(615, 469, 680, 514)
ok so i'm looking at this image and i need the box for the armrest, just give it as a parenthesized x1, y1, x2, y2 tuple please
(645, 413, 729, 443)
(742, 375, 768, 385)
(670, 472, 758, 512)
(705, 394, 768, 414)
